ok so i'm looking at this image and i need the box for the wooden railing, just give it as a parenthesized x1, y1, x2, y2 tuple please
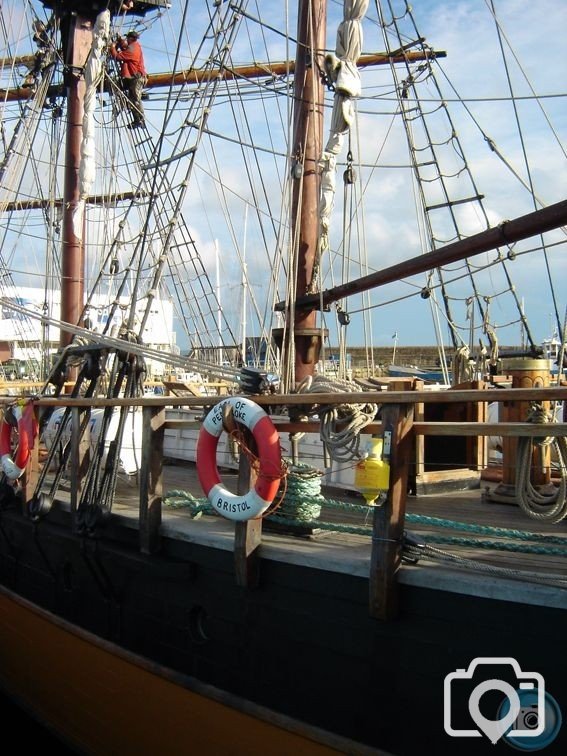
(6, 385, 567, 621)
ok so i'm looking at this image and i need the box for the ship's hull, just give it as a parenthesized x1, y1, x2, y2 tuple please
(0, 573, 375, 755)
(0, 502, 565, 755)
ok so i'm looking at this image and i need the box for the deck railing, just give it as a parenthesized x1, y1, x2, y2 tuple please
(3, 384, 567, 620)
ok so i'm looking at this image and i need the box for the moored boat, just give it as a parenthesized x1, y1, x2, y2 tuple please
(0, 1, 566, 754)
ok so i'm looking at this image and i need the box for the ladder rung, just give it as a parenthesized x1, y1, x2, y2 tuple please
(425, 194, 484, 211)
(143, 146, 196, 170)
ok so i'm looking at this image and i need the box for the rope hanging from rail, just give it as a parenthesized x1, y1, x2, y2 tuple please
(296, 374, 379, 462)
(515, 402, 567, 523)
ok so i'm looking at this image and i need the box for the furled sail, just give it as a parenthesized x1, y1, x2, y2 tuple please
(72, 10, 110, 239)
(318, 0, 368, 256)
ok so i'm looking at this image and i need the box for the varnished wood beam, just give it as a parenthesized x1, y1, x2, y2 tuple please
(0, 49, 445, 102)
(369, 402, 414, 620)
(279, 199, 567, 312)
(0, 190, 147, 213)
(139, 405, 165, 554)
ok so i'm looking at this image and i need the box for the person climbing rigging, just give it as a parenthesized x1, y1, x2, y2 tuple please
(109, 30, 147, 128)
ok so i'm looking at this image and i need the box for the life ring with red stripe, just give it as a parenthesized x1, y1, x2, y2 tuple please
(0, 401, 38, 481)
(196, 396, 282, 521)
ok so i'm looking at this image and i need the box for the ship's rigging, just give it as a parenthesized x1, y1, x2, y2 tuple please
(0, 0, 565, 388)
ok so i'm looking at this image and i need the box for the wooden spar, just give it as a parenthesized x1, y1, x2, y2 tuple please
(275, 198, 567, 312)
(0, 190, 147, 213)
(142, 50, 444, 88)
(0, 50, 445, 103)
(287, 0, 327, 385)
(0, 54, 37, 68)
(59, 13, 92, 348)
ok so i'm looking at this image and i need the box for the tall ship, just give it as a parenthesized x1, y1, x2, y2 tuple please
(0, 1, 566, 753)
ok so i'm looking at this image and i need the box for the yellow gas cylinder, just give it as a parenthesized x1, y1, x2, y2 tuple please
(354, 435, 390, 505)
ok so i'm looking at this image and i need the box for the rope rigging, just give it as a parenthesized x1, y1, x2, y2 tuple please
(364, 0, 561, 373)
(487, 0, 564, 343)
(83, 2, 248, 359)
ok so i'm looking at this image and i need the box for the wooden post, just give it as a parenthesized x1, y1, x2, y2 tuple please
(369, 401, 414, 620)
(139, 406, 165, 554)
(234, 427, 262, 588)
(466, 380, 487, 470)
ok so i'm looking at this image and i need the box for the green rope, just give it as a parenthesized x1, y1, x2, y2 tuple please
(165, 489, 213, 518)
(268, 461, 324, 523)
(404, 513, 567, 546)
(322, 497, 372, 513)
(163, 487, 567, 555)
(322, 498, 567, 545)
(262, 515, 567, 555)
(266, 514, 373, 537)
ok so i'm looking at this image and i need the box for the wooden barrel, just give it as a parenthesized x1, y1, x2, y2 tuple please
(500, 358, 551, 487)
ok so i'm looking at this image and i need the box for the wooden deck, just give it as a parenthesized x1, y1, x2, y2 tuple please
(110, 461, 567, 593)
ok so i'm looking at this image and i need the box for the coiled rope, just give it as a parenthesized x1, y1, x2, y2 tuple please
(269, 461, 324, 522)
(452, 345, 474, 385)
(516, 402, 567, 523)
(296, 374, 379, 462)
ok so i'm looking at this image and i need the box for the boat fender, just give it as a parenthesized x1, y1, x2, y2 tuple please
(0, 401, 38, 481)
(196, 396, 282, 521)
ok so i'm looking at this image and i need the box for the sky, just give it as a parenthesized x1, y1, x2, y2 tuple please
(149, 0, 567, 350)
(1, 0, 566, 355)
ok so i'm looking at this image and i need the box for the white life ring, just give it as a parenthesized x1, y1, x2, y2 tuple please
(196, 396, 282, 521)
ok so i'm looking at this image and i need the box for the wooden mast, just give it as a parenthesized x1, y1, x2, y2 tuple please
(40, 1, 166, 350)
(59, 12, 93, 349)
(287, 0, 327, 386)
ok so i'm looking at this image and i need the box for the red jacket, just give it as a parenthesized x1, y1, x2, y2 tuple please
(110, 39, 146, 78)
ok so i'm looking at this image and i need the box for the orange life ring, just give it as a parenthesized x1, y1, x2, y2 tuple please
(196, 396, 282, 521)
(0, 401, 38, 481)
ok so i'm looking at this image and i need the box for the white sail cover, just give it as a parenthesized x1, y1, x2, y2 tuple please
(319, 0, 368, 254)
(72, 10, 111, 238)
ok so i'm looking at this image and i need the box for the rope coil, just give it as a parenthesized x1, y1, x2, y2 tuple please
(269, 461, 324, 523)
(515, 402, 567, 523)
(296, 374, 379, 462)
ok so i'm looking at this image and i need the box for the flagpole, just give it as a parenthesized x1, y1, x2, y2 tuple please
(392, 332, 398, 364)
